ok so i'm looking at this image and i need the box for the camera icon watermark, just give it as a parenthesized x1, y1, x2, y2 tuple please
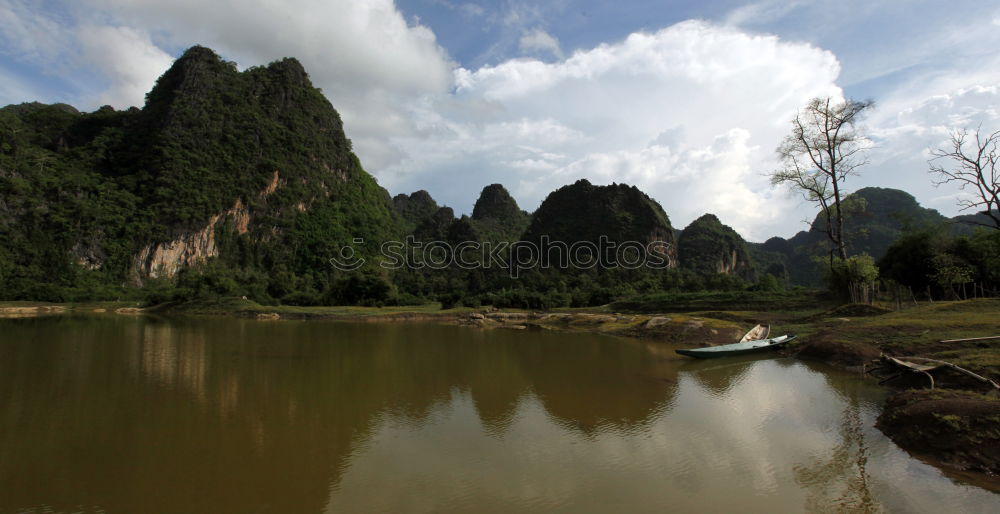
(328, 238, 366, 271)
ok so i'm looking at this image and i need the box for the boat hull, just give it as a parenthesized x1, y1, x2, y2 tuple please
(675, 335, 797, 359)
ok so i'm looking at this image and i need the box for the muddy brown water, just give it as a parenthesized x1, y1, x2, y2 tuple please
(1, 315, 998, 513)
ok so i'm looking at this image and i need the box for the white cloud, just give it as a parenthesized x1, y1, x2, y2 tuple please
(0, 1, 69, 65)
(519, 28, 563, 59)
(725, 0, 806, 27)
(460, 3, 485, 18)
(384, 20, 842, 240)
(864, 84, 1000, 217)
(77, 25, 174, 108)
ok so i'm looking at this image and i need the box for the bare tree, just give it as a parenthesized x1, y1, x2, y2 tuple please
(928, 127, 1000, 230)
(772, 97, 873, 259)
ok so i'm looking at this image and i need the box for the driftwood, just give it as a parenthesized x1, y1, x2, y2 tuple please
(897, 357, 1000, 390)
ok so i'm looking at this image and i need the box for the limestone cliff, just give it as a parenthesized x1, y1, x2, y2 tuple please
(132, 197, 250, 282)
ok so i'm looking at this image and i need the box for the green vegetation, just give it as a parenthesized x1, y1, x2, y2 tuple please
(879, 227, 999, 301)
(677, 214, 755, 280)
(826, 254, 880, 304)
(470, 183, 530, 242)
(521, 179, 674, 255)
(0, 46, 398, 305)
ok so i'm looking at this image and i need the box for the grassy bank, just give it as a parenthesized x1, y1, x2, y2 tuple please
(608, 289, 832, 313)
(147, 297, 476, 319)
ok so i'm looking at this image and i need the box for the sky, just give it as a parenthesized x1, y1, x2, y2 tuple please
(2, 0, 1000, 241)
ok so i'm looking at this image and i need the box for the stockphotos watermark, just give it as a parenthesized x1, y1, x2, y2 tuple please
(329, 236, 674, 277)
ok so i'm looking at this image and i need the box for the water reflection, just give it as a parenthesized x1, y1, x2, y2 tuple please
(0, 316, 997, 513)
(794, 402, 878, 512)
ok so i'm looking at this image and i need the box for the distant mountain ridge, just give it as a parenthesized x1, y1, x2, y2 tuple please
(748, 187, 976, 285)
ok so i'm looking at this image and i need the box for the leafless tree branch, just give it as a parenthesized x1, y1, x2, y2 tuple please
(929, 127, 1000, 230)
(770, 97, 874, 258)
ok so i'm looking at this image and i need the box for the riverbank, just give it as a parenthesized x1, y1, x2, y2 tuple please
(779, 299, 1000, 478)
(4, 296, 999, 478)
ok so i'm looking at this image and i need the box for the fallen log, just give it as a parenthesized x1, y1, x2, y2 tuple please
(938, 335, 1000, 344)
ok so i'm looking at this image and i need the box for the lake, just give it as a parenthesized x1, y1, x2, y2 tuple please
(1, 315, 997, 513)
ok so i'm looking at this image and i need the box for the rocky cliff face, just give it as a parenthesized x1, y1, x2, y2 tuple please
(677, 214, 754, 280)
(131, 171, 283, 282)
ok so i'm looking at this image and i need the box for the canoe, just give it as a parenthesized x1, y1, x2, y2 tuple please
(675, 335, 797, 359)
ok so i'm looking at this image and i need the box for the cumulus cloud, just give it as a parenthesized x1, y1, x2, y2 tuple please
(0, 1, 169, 108)
(384, 20, 842, 239)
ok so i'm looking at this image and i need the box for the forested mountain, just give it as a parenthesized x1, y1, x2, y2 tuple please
(1, 46, 994, 306)
(521, 179, 677, 265)
(677, 214, 754, 281)
(470, 184, 530, 242)
(391, 190, 439, 234)
(0, 45, 396, 303)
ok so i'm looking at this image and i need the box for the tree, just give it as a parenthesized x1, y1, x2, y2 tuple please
(827, 254, 879, 304)
(772, 97, 874, 260)
(928, 127, 1000, 230)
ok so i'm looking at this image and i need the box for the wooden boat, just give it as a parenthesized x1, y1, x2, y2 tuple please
(675, 334, 797, 359)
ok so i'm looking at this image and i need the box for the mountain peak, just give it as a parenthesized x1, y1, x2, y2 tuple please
(678, 213, 754, 279)
(523, 180, 675, 248)
(472, 184, 523, 221)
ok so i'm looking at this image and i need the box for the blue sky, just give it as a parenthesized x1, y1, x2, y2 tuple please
(3, 0, 1000, 240)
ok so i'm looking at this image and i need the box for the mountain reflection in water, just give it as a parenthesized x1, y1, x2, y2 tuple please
(0, 315, 997, 513)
